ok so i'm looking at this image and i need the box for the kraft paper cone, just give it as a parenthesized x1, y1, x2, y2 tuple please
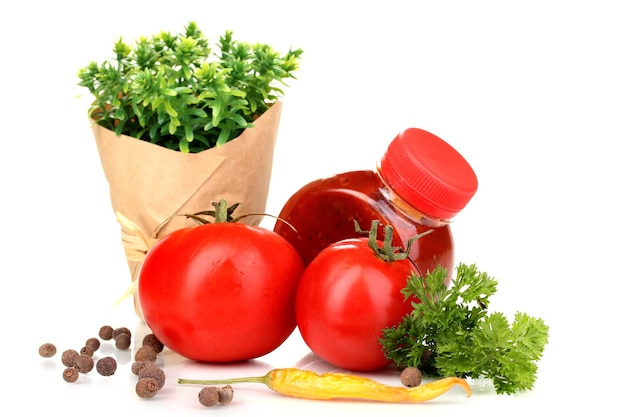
(92, 102, 282, 317)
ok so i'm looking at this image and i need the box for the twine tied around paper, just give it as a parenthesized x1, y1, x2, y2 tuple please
(113, 211, 170, 305)
(112, 202, 238, 305)
(115, 211, 160, 263)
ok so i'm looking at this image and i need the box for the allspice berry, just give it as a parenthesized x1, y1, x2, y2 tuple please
(112, 327, 131, 340)
(73, 354, 95, 374)
(99, 325, 114, 340)
(96, 356, 117, 376)
(80, 344, 96, 357)
(136, 377, 160, 399)
(38, 343, 57, 358)
(135, 346, 157, 363)
(142, 334, 164, 354)
(62, 367, 79, 383)
(85, 337, 101, 351)
(198, 386, 219, 407)
(131, 360, 158, 376)
(61, 349, 79, 367)
(400, 367, 422, 387)
(138, 365, 166, 390)
(115, 333, 131, 350)
(218, 385, 234, 404)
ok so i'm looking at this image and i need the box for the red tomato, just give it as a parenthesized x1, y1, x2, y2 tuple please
(295, 237, 419, 371)
(138, 222, 304, 362)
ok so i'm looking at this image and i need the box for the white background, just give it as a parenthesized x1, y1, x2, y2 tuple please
(2, 1, 624, 415)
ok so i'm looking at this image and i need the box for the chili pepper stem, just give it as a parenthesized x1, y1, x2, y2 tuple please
(178, 375, 267, 386)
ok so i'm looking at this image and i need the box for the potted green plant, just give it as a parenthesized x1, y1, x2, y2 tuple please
(77, 21, 303, 316)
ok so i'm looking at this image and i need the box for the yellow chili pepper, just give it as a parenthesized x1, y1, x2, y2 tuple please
(177, 367, 471, 403)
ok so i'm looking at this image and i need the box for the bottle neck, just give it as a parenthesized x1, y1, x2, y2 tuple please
(376, 164, 451, 228)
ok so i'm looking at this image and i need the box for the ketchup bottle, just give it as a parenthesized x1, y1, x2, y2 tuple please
(273, 128, 478, 282)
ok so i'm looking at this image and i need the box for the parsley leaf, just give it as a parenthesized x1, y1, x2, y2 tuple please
(380, 263, 549, 395)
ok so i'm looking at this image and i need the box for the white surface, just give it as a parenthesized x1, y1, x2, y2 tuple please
(2, 1, 624, 415)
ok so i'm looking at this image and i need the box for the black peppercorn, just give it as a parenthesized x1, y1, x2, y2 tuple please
(38, 343, 57, 358)
(96, 356, 117, 376)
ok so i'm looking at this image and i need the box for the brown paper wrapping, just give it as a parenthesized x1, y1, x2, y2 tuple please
(92, 102, 282, 317)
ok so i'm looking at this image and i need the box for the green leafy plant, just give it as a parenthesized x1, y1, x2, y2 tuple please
(380, 263, 549, 395)
(77, 21, 303, 153)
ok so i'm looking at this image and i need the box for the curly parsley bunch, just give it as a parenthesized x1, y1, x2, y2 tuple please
(380, 263, 549, 395)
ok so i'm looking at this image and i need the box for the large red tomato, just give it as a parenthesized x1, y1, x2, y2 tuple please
(138, 222, 304, 362)
(295, 237, 419, 371)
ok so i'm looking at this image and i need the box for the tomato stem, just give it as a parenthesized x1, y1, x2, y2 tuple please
(153, 199, 294, 233)
(354, 220, 433, 262)
(212, 199, 230, 223)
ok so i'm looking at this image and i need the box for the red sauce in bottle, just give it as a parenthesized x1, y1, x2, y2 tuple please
(274, 128, 478, 281)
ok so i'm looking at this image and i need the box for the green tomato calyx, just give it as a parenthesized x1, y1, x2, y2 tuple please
(354, 220, 432, 263)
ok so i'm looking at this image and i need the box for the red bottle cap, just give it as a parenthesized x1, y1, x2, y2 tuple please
(379, 128, 478, 220)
